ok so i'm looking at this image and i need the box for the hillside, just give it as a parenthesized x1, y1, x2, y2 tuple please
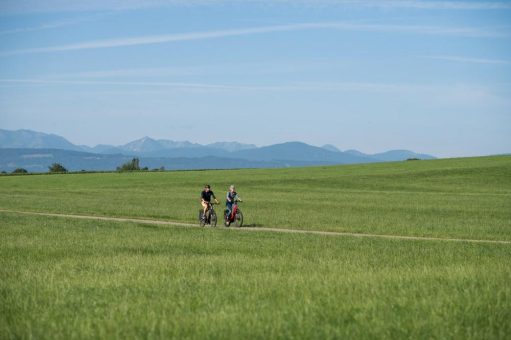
(1, 155, 509, 241)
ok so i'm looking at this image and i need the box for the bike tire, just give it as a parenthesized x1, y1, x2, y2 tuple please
(199, 210, 206, 227)
(210, 211, 217, 227)
(234, 210, 243, 228)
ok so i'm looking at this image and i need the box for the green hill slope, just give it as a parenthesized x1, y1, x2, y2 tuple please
(1, 155, 510, 241)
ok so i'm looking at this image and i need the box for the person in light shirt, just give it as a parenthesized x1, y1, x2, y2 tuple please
(225, 184, 242, 225)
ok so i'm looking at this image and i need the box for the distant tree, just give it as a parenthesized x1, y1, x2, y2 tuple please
(406, 158, 420, 161)
(117, 158, 141, 171)
(160, 166, 165, 171)
(12, 168, 28, 174)
(48, 163, 68, 173)
(142, 166, 149, 171)
(2, 171, 8, 175)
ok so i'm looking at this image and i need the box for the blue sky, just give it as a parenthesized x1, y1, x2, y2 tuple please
(0, 0, 510, 157)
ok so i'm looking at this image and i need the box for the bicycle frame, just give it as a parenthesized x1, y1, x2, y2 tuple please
(229, 204, 238, 221)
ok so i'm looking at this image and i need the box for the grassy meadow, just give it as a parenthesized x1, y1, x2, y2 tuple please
(1, 213, 510, 339)
(1, 155, 510, 240)
(1, 156, 511, 339)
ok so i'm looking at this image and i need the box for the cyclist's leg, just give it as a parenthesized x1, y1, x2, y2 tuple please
(201, 201, 208, 217)
(225, 202, 232, 219)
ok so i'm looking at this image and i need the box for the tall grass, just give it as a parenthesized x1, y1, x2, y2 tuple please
(1, 213, 510, 339)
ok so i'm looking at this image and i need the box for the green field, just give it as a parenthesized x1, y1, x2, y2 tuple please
(1, 156, 511, 338)
(1, 156, 510, 240)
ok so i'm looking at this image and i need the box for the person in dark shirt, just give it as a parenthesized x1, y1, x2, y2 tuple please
(201, 184, 218, 218)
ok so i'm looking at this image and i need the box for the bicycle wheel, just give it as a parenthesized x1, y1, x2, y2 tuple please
(234, 210, 243, 228)
(199, 210, 206, 227)
(210, 211, 217, 227)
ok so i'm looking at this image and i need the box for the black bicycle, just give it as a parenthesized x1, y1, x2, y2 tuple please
(199, 202, 217, 227)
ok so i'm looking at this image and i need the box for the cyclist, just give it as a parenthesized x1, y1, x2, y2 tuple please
(201, 184, 218, 220)
(225, 184, 242, 225)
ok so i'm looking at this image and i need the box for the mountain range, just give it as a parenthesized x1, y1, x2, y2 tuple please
(0, 129, 435, 172)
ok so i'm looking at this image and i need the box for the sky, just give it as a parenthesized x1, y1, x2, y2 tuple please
(0, 0, 510, 157)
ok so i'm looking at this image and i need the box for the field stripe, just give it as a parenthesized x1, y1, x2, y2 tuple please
(1, 209, 510, 245)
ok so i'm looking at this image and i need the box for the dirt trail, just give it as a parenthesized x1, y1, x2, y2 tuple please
(1, 209, 510, 245)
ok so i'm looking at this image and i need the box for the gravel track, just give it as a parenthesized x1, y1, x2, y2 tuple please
(1, 209, 510, 245)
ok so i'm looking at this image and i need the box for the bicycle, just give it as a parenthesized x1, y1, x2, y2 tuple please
(199, 202, 218, 227)
(224, 201, 243, 227)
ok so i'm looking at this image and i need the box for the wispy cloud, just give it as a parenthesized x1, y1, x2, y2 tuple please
(0, 78, 363, 94)
(1, 78, 506, 99)
(0, 78, 235, 90)
(426, 55, 511, 65)
(0, 78, 404, 93)
(1, 22, 507, 57)
(0, 0, 158, 14)
(0, 20, 75, 35)
(333, 0, 511, 10)
(1, 0, 511, 14)
(45, 67, 203, 79)
(0, 13, 109, 36)
(45, 61, 338, 79)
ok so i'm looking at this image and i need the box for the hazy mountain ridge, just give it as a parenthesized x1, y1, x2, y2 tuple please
(207, 142, 257, 152)
(231, 142, 377, 164)
(0, 148, 338, 172)
(0, 129, 82, 151)
(371, 150, 435, 161)
(0, 129, 436, 172)
(321, 144, 341, 153)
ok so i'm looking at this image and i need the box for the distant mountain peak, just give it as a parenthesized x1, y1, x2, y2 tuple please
(372, 150, 435, 161)
(322, 144, 341, 153)
(272, 141, 309, 147)
(0, 128, 81, 151)
(137, 136, 155, 142)
(121, 136, 164, 152)
(344, 149, 366, 156)
(207, 141, 257, 152)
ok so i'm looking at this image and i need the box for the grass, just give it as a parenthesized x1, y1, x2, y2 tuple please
(1, 156, 510, 338)
(0, 156, 510, 240)
(1, 213, 510, 339)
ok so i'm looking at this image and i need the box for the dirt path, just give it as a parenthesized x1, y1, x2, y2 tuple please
(1, 209, 510, 245)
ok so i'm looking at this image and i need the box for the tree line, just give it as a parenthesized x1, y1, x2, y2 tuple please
(3, 158, 165, 175)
